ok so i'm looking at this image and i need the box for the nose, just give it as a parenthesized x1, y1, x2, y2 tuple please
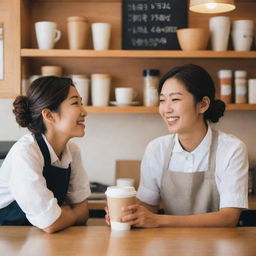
(163, 99, 173, 113)
(81, 106, 87, 117)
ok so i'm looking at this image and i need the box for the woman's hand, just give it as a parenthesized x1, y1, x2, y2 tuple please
(120, 204, 160, 228)
(104, 206, 110, 226)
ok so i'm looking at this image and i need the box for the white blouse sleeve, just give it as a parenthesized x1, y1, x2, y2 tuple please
(137, 140, 162, 206)
(217, 138, 249, 209)
(9, 144, 61, 229)
(66, 142, 91, 204)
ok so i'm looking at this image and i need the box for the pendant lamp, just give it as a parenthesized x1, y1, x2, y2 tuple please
(190, 0, 236, 13)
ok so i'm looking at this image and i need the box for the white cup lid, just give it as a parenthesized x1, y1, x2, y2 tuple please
(105, 186, 136, 198)
(218, 70, 232, 78)
(249, 79, 256, 86)
(235, 70, 247, 78)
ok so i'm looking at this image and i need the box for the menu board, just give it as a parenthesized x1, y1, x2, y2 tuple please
(122, 0, 188, 50)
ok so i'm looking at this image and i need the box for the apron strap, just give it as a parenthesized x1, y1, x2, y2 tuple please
(35, 133, 51, 167)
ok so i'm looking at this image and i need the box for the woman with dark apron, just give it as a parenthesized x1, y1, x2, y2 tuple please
(0, 76, 91, 233)
(106, 64, 248, 228)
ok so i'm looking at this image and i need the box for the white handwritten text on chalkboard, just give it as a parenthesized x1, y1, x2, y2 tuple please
(122, 0, 188, 50)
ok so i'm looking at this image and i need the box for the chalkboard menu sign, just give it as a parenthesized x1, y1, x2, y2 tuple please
(122, 0, 188, 50)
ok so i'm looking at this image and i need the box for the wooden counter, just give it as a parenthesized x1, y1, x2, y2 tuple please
(0, 226, 256, 256)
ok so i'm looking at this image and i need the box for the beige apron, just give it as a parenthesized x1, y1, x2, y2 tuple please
(160, 130, 220, 215)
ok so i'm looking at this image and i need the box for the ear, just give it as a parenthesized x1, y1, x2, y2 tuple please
(41, 109, 55, 124)
(198, 96, 210, 114)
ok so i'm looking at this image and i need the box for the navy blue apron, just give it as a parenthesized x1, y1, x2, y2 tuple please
(0, 134, 71, 226)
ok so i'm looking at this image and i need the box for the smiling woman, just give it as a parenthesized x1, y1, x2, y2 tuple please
(109, 64, 249, 228)
(0, 76, 91, 233)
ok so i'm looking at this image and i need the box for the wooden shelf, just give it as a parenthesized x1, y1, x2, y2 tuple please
(85, 106, 159, 114)
(29, 0, 256, 2)
(21, 49, 256, 59)
(227, 104, 256, 111)
(84, 104, 256, 114)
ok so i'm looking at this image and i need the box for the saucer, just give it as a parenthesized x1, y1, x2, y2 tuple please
(110, 101, 140, 106)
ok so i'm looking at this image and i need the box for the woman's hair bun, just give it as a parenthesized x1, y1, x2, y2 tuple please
(205, 99, 226, 123)
(13, 96, 31, 128)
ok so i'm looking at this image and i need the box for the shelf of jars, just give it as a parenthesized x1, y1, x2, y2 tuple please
(20, 49, 256, 59)
(84, 104, 256, 114)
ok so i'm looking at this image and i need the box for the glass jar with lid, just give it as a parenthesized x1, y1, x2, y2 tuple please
(143, 69, 160, 107)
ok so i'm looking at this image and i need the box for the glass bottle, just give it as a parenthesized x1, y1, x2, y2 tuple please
(218, 69, 232, 104)
(235, 70, 247, 104)
(143, 69, 159, 107)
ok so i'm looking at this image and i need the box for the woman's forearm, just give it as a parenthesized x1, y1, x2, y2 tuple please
(43, 200, 89, 233)
(157, 208, 241, 228)
(71, 200, 89, 225)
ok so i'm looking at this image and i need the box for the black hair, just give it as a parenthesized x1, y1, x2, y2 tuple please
(13, 76, 74, 134)
(159, 64, 225, 123)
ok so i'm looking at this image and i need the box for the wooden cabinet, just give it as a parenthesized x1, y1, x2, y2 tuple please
(0, 0, 20, 97)
(10, 0, 256, 112)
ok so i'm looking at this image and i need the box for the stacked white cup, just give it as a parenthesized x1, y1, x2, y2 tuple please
(71, 74, 90, 106)
(232, 20, 254, 51)
(91, 74, 111, 106)
(209, 16, 230, 51)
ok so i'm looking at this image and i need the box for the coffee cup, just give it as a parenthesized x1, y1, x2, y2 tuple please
(115, 88, 137, 104)
(67, 16, 89, 49)
(35, 21, 61, 50)
(105, 186, 136, 230)
(92, 23, 111, 50)
(41, 65, 62, 77)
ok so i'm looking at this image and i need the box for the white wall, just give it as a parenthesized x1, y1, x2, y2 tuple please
(1, 99, 256, 185)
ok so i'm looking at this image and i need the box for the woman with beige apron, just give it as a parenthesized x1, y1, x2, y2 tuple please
(113, 64, 248, 228)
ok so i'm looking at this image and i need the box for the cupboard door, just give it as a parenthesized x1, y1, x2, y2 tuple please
(0, 0, 20, 98)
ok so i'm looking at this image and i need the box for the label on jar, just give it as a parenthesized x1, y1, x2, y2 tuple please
(236, 85, 247, 96)
(221, 85, 231, 95)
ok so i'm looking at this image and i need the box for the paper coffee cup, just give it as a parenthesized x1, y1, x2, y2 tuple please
(105, 186, 136, 230)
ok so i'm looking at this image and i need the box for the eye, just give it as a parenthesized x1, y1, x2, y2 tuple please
(71, 101, 79, 105)
(159, 98, 165, 102)
(171, 98, 180, 102)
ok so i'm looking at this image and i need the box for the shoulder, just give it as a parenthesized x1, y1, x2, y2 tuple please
(217, 130, 247, 152)
(2, 134, 44, 171)
(143, 134, 174, 165)
(216, 130, 247, 160)
(146, 134, 174, 154)
(10, 134, 41, 156)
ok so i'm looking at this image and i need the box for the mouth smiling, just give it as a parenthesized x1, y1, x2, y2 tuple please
(77, 120, 85, 127)
(166, 116, 179, 125)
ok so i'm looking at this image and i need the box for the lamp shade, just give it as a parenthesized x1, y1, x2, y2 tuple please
(190, 0, 236, 13)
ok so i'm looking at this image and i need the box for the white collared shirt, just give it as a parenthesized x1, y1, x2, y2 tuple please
(137, 126, 248, 209)
(0, 134, 91, 229)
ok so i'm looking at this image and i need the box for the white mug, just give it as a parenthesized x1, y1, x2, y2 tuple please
(91, 74, 111, 106)
(92, 23, 111, 50)
(115, 88, 136, 104)
(35, 21, 61, 49)
(209, 16, 230, 51)
(232, 20, 254, 32)
(232, 30, 253, 51)
(71, 75, 90, 105)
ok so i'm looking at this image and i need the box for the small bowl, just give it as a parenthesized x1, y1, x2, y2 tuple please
(177, 28, 209, 51)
